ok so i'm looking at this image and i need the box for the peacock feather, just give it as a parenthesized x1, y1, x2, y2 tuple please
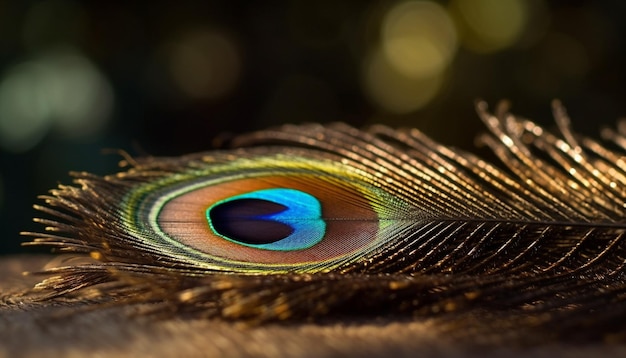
(20, 101, 626, 342)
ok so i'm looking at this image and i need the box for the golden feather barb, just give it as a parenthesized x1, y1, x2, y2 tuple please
(21, 101, 626, 342)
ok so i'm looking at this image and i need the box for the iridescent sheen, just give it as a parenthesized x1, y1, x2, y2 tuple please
(207, 188, 326, 251)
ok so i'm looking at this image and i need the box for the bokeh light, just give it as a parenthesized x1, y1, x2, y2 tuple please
(365, 1, 454, 113)
(450, 0, 529, 53)
(0, 63, 51, 152)
(382, 1, 457, 79)
(363, 48, 445, 114)
(167, 30, 241, 100)
(0, 48, 113, 152)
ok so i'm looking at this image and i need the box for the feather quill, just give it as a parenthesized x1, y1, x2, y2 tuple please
(19, 100, 626, 343)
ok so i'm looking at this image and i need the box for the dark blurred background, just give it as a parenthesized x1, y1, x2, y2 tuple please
(1, 0, 625, 254)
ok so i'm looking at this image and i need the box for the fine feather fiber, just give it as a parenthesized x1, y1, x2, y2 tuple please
(17, 100, 626, 344)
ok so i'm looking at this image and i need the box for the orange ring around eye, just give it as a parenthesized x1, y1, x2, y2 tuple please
(157, 175, 380, 264)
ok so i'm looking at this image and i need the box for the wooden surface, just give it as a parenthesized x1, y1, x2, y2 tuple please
(2, 255, 626, 358)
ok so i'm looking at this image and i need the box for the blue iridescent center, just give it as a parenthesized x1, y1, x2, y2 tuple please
(206, 188, 326, 251)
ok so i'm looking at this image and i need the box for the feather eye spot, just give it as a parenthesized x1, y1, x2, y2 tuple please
(151, 172, 387, 267)
(208, 198, 294, 245)
(206, 188, 326, 251)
